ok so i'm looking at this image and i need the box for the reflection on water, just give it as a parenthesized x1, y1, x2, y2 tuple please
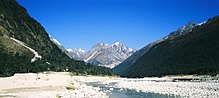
(86, 82, 180, 98)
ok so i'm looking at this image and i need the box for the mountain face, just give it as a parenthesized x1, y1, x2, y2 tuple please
(114, 21, 198, 75)
(0, 0, 113, 76)
(67, 42, 136, 68)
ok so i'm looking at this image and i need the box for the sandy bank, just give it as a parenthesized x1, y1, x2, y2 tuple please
(0, 72, 108, 98)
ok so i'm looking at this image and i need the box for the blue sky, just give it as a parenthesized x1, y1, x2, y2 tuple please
(17, 0, 219, 51)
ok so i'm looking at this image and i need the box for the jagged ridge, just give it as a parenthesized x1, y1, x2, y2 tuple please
(67, 42, 136, 68)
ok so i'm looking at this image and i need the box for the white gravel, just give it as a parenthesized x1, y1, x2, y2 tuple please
(105, 77, 219, 98)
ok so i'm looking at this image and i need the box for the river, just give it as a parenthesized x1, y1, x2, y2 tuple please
(86, 82, 179, 98)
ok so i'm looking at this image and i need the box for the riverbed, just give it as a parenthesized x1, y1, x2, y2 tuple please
(0, 73, 219, 98)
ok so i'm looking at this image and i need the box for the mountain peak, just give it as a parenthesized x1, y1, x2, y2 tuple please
(112, 42, 121, 46)
(168, 21, 197, 37)
(183, 21, 197, 28)
(78, 48, 85, 53)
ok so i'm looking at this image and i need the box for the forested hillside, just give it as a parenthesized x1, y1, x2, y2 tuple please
(117, 16, 219, 78)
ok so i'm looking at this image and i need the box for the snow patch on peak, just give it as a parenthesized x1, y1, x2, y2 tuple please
(112, 42, 122, 46)
(52, 38, 61, 46)
(128, 48, 134, 52)
(78, 48, 85, 53)
(114, 42, 120, 45)
(198, 21, 207, 26)
(100, 43, 104, 45)
(49, 35, 62, 46)
(67, 49, 73, 52)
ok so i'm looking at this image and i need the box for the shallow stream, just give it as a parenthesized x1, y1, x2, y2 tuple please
(86, 82, 180, 98)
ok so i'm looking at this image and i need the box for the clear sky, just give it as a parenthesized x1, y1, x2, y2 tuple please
(17, 0, 219, 51)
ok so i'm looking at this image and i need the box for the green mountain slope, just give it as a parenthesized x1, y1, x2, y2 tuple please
(117, 16, 219, 78)
(0, 0, 113, 76)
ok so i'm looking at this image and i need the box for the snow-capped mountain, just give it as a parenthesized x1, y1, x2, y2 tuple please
(67, 42, 136, 68)
(67, 48, 85, 61)
(85, 42, 135, 68)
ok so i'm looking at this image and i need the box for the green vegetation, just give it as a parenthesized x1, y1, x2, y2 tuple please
(119, 16, 219, 78)
(0, 36, 33, 58)
(0, 0, 114, 77)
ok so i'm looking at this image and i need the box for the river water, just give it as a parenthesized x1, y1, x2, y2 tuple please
(86, 82, 179, 98)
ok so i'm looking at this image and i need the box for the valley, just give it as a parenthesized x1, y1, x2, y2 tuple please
(0, 0, 219, 98)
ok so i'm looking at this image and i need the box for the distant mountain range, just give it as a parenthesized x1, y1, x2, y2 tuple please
(114, 16, 219, 77)
(48, 30, 136, 68)
(48, 34, 136, 68)
(66, 42, 136, 68)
